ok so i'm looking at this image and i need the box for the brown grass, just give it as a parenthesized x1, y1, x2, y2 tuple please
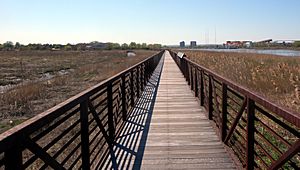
(183, 50, 300, 113)
(0, 50, 157, 132)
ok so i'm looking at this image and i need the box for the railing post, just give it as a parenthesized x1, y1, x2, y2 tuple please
(130, 70, 135, 107)
(183, 59, 187, 80)
(221, 83, 228, 142)
(121, 74, 127, 121)
(194, 69, 198, 97)
(200, 70, 204, 106)
(107, 82, 115, 142)
(80, 100, 90, 170)
(186, 61, 190, 83)
(143, 64, 147, 86)
(149, 58, 153, 74)
(145, 61, 149, 81)
(148, 59, 152, 80)
(208, 75, 213, 120)
(246, 97, 255, 170)
(5, 142, 23, 170)
(180, 58, 184, 73)
(153, 57, 155, 71)
(190, 66, 194, 91)
(136, 67, 140, 98)
(140, 64, 144, 91)
(188, 63, 191, 85)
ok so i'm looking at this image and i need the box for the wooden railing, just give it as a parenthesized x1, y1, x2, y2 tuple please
(169, 50, 300, 170)
(0, 50, 164, 170)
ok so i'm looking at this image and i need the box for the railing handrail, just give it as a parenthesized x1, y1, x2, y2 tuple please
(0, 50, 164, 150)
(183, 55, 300, 128)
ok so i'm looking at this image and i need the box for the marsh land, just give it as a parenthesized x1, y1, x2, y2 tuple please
(0, 50, 156, 132)
(183, 50, 300, 113)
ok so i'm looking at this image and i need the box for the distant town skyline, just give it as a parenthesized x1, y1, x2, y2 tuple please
(1, 0, 300, 45)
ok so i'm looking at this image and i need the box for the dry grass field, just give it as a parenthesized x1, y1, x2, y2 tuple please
(0, 50, 157, 132)
(183, 50, 300, 113)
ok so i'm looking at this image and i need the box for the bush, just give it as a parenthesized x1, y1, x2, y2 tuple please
(293, 41, 300, 47)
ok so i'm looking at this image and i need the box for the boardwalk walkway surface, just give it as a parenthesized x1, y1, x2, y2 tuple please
(103, 51, 236, 169)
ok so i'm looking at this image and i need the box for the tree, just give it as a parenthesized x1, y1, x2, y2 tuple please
(53, 44, 63, 49)
(64, 45, 72, 51)
(294, 41, 300, 47)
(3, 41, 14, 50)
(129, 42, 137, 49)
(112, 43, 120, 49)
(106, 43, 121, 50)
(147, 44, 162, 50)
(15, 42, 21, 49)
(121, 43, 129, 50)
(141, 43, 148, 49)
(0, 44, 3, 51)
(136, 43, 142, 49)
(153, 44, 162, 49)
(105, 43, 114, 50)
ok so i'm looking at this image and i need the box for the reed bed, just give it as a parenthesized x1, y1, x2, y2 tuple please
(183, 50, 300, 113)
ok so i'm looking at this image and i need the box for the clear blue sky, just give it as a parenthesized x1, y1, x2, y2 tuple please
(1, 0, 300, 45)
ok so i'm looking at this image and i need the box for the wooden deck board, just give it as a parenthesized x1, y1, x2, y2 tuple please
(101, 51, 237, 169)
(139, 51, 236, 169)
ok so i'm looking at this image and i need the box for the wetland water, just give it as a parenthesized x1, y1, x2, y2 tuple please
(195, 49, 300, 57)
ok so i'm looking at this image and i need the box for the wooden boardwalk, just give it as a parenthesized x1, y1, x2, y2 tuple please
(1, 50, 298, 170)
(103, 51, 236, 169)
(140, 51, 236, 169)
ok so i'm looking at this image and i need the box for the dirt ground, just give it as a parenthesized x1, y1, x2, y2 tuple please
(0, 50, 157, 132)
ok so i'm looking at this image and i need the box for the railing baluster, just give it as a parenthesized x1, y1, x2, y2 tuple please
(80, 100, 90, 170)
(180, 57, 184, 74)
(182, 59, 185, 78)
(148, 60, 151, 80)
(184, 59, 187, 80)
(208, 75, 213, 120)
(149, 58, 153, 73)
(144, 61, 148, 82)
(107, 82, 115, 142)
(121, 74, 127, 121)
(136, 67, 140, 98)
(188, 63, 191, 85)
(5, 143, 22, 170)
(130, 70, 135, 107)
(246, 98, 255, 170)
(194, 69, 198, 97)
(221, 83, 228, 142)
(143, 63, 148, 86)
(140, 64, 144, 91)
(191, 66, 194, 91)
(200, 70, 204, 106)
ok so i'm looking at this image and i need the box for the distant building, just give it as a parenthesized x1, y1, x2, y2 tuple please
(256, 39, 272, 44)
(180, 41, 185, 48)
(272, 40, 295, 45)
(190, 41, 197, 48)
(225, 41, 252, 48)
(244, 41, 253, 48)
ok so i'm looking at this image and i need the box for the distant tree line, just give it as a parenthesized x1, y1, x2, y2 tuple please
(252, 41, 300, 48)
(0, 41, 163, 51)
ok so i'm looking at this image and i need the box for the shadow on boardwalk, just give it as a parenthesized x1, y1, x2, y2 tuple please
(97, 56, 164, 170)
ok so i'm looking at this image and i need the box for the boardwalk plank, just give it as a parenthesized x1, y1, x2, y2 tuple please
(101, 51, 237, 170)
(139, 51, 236, 169)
